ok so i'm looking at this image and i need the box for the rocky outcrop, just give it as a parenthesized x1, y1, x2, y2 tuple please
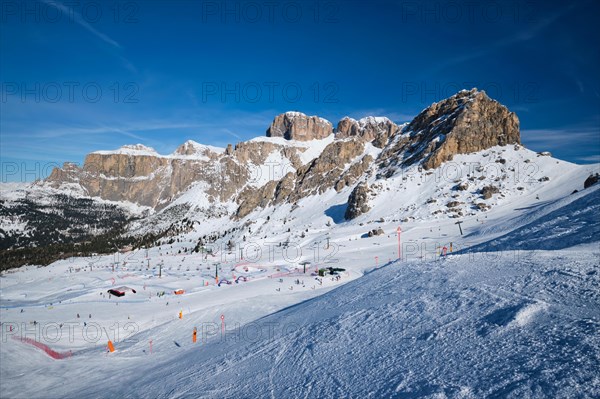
(335, 116, 399, 148)
(367, 227, 385, 237)
(335, 155, 373, 192)
(584, 173, 599, 189)
(173, 140, 222, 159)
(481, 185, 500, 199)
(288, 139, 365, 201)
(379, 88, 520, 170)
(345, 182, 371, 220)
(235, 181, 278, 219)
(266, 112, 333, 141)
(233, 138, 367, 217)
(232, 141, 303, 171)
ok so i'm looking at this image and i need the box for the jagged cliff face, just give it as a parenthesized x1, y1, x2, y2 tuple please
(379, 89, 520, 171)
(266, 112, 333, 141)
(45, 89, 521, 221)
(234, 138, 370, 218)
(45, 141, 307, 209)
(47, 145, 224, 208)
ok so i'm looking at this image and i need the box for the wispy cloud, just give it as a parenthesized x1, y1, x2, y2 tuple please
(41, 0, 121, 48)
(39, 0, 139, 73)
(576, 154, 600, 163)
(222, 129, 242, 140)
(522, 126, 600, 150)
(1, 104, 282, 162)
(428, 5, 575, 73)
(13, 122, 209, 140)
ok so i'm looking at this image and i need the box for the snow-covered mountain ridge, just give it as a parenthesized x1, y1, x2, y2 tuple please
(41, 88, 521, 212)
(2, 88, 598, 269)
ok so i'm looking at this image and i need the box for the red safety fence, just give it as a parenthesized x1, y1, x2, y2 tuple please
(13, 336, 73, 360)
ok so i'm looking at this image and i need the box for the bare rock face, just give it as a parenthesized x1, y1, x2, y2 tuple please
(235, 181, 278, 219)
(481, 185, 500, 199)
(55, 151, 172, 207)
(44, 145, 239, 209)
(335, 117, 360, 139)
(46, 162, 84, 186)
(232, 141, 302, 171)
(345, 182, 371, 220)
(266, 111, 333, 141)
(173, 140, 222, 160)
(45, 136, 311, 211)
(288, 139, 365, 202)
(584, 173, 600, 189)
(380, 88, 520, 170)
(335, 116, 399, 148)
(335, 155, 373, 192)
(233, 139, 368, 218)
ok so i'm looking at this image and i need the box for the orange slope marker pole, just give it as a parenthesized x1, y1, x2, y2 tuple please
(192, 327, 197, 343)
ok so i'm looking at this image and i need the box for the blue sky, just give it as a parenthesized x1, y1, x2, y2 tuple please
(1, 0, 599, 182)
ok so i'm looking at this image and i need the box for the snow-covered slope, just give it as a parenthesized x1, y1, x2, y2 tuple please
(82, 250, 598, 398)
(465, 184, 600, 252)
(1, 175, 599, 398)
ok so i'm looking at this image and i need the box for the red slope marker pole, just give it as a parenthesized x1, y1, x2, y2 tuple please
(397, 226, 402, 260)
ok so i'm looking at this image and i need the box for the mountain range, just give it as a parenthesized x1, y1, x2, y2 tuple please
(1, 88, 597, 268)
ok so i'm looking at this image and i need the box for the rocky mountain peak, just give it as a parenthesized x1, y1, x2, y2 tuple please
(173, 140, 224, 157)
(379, 88, 520, 170)
(174, 140, 202, 155)
(335, 116, 399, 148)
(266, 111, 333, 141)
